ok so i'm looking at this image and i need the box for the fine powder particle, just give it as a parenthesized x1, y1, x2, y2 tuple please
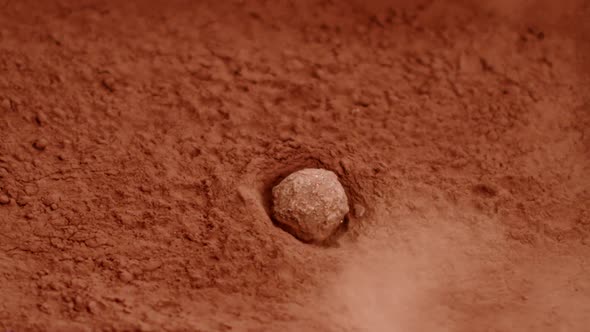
(33, 138, 47, 151)
(272, 168, 349, 242)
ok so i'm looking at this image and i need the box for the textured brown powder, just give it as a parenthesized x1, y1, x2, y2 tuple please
(0, 1, 589, 331)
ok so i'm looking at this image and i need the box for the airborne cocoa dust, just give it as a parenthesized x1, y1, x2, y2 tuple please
(315, 198, 589, 332)
(1, 0, 589, 331)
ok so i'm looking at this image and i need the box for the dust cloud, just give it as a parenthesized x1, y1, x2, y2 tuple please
(317, 204, 589, 332)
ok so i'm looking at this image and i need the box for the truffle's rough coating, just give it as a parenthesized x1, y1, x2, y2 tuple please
(272, 168, 349, 242)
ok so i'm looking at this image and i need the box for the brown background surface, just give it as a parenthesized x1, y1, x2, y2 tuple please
(1, 0, 589, 331)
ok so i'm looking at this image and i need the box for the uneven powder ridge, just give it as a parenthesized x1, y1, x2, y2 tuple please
(0, 0, 589, 331)
(272, 168, 349, 242)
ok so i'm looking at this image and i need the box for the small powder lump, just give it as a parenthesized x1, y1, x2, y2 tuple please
(272, 168, 349, 243)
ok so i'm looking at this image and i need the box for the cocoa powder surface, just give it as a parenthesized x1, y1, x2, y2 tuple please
(0, 1, 589, 331)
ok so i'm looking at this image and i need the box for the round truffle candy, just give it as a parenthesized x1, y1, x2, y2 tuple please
(272, 168, 349, 242)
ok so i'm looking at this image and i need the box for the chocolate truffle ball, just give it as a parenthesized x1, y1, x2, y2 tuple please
(272, 168, 349, 242)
